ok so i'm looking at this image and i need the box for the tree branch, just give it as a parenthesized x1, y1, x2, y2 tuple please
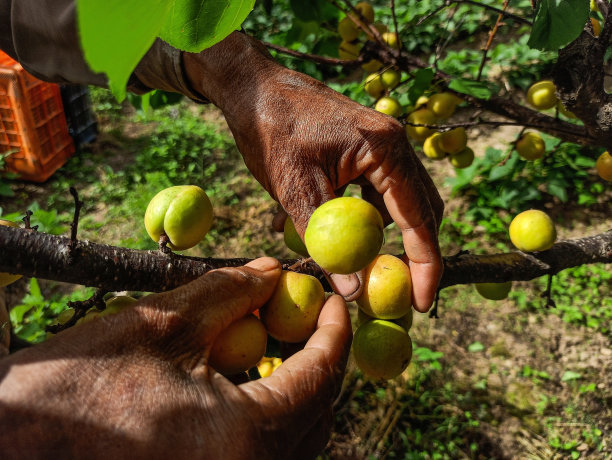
(1, 226, 610, 293)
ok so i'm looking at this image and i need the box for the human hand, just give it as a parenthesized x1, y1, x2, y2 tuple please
(184, 33, 443, 311)
(0, 258, 352, 459)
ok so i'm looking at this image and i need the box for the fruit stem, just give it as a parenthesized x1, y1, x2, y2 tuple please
(158, 234, 172, 254)
(540, 273, 556, 308)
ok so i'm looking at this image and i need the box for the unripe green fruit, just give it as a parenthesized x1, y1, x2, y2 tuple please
(144, 185, 213, 251)
(357, 255, 412, 320)
(338, 17, 360, 41)
(56, 308, 75, 325)
(475, 282, 512, 300)
(439, 127, 468, 154)
(0, 220, 22, 287)
(426, 92, 459, 119)
(353, 319, 413, 379)
(406, 109, 436, 141)
(423, 133, 446, 160)
(596, 151, 612, 181)
(449, 147, 474, 169)
(354, 1, 375, 23)
(304, 197, 384, 274)
(362, 59, 383, 72)
(209, 314, 267, 376)
(375, 96, 402, 118)
(516, 132, 545, 161)
(357, 307, 413, 331)
(364, 73, 385, 98)
(102, 295, 138, 315)
(339, 41, 362, 60)
(284, 217, 309, 257)
(527, 80, 558, 110)
(380, 69, 401, 90)
(261, 271, 325, 343)
(509, 209, 557, 252)
(381, 32, 400, 49)
(557, 102, 577, 119)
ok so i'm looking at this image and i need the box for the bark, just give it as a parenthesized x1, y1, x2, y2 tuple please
(1, 226, 610, 293)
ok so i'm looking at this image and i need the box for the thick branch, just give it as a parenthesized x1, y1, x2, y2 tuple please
(1, 226, 610, 292)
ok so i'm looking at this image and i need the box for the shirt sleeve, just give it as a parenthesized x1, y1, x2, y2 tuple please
(0, 0, 207, 101)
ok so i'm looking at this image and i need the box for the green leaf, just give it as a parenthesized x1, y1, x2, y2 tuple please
(561, 370, 582, 381)
(77, 0, 173, 101)
(527, 0, 589, 51)
(468, 341, 485, 352)
(289, 0, 321, 22)
(9, 304, 32, 324)
(408, 68, 435, 104)
(448, 78, 492, 100)
(160, 0, 256, 53)
(29, 278, 42, 300)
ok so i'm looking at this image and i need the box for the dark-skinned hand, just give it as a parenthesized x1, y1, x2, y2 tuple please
(0, 258, 352, 459)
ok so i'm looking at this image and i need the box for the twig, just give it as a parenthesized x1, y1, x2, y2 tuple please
(390, 0, 401, 52)
(477, 0, 509, 81)
(429, 289, 441, 318)
(417, 0, 451, 26)
(263, 42, 362, 67)
(457, 0, 532, 25)
(46, 288, 107, 333)
(540, 273, 556, 308)
(22, 210, 37, 231)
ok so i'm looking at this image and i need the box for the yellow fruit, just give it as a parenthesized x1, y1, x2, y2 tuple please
(0, 219, 22, 287)
(527, 80, 558, 110)
(415, 95, 429, 108)
(144, 185, 213, 251)
(422, 133, 446, 160)
(261, 271, 325, 343)
(449, 147, 474, 169)
(591, 0, 599, 11)
(426, 92, 459, 119)
(374, 23, 388, 34)
(381, 32, 400, 49)
(475, 282, 512, 300)
(591, 18, 601, 37)
(338, 17, 360, 41)
(362, 59, 383, 72)
(102, 295, 138, 315)
(284, 217, 309, 257)
(209, 314, 267, 376)
(357, 308, 413, 331)
(304, 197, 384, 274)
(405, 109, 436, 142)
(364, 73, 385, 98)
(509, 209, 557, 252)
(353, 319, 413, 379)
(596, 151, 612, 181)
(354, 1, 375, 23)
(257, 360, 274, 378)
(380, 69, 401, 90)
(357, 255, 412, 320)
(516, 132, 546, 161)
(557, 101, 577, 119)
(375, 96, 403, 118)
(338, 40, 362, 60)
(439, 127, 468, 154)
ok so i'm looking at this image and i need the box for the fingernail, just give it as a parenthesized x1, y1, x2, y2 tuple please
(246, 257, 281, 272)
(329, 273, 363, 302)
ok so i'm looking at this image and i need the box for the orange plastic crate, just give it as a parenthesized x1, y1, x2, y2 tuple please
(0, 51, 74, 182)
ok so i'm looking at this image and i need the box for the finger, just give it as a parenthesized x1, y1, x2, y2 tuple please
(327, 271, 364, 302)
(241, 295, 351, 423)
(361, 184, 393, 227)
(364, 150, 443, 312)
(272, 208, 288, 233)
(413, 158, 444, 230)
(144, 257, 282, 346)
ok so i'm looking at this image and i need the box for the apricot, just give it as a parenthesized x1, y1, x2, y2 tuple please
(509, 209, 557, 252)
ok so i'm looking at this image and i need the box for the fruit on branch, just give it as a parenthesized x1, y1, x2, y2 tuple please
(357, 307, 413, 332)
(0, 219, 23, 287)
(415, 95, 429, 109)
(357, 255, 412, 320)
(475, 281, 512, 300)
(260, 271, 325, 343)
(304, 197, 384, 274)
(257, 357, 282, 378)
(353, 319, 413, 379)
(596, 151, 612, 181)
(509, 209, 557, 252)
(102, 295, 138, 315)
(423, 133, 446, 160)
(362, 59, 383, 72)
(381, 32, 400, 50)
(558, 102, 577, 119)
(364, 73, 385, 98)
(374, 22, 388, 34)
(591, 17, 601, 37)
(526, 80, 558, 110)
(449, 147, 474, 169)
(209, 314, 268, 376)
(406, 108, 436, 141)
(515, 132, 546, 161)
(338, 40, 362, 60)
(338, 17, 360, 41)
(439, 127, 468, 154)
(427, 93, 460, 119)
(284, 217, 309, 256)
(375, 96, 403, 118)
(144, 185, 213, 251)
(354, 1, 375, 23)
(380, 69, 401, 90)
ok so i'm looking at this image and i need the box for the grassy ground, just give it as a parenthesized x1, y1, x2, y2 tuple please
(1, 89, 610, 459)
